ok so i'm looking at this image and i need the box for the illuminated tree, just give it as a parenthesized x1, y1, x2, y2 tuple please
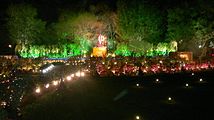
(6, 4, 46, 54)
(166, 7, 193, 48)
(117, 0, 164, 55)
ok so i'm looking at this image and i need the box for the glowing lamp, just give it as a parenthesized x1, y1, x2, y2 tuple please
(136, 115, 140, 120)
(66, 76, 72, 81)
(35, 87, 41, 93)
(53, 81, 58, 86)
(168, 97, 172, 101)
(76, 71, 81, 77)
(156, 79, 159, 82)
(45, 84, 49, 88)
(80, 72, 85, 77)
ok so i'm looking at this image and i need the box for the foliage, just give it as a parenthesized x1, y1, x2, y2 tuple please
(166, 7, 194, 43)
(17, 44, 83, 58)
(114, 43, 131, 56)
(117, 0, 164, 44)
(6, 4, 46, 45)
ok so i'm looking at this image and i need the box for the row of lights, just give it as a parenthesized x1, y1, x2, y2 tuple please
(35, 71, 85, 94)
(42, 64, 54, 73)
(136, 78, 204, 87)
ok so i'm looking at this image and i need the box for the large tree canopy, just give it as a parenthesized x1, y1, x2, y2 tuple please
(6, 4, 46, 45)
(117, 0, 164, 55)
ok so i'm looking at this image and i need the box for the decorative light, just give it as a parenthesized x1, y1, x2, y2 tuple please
(80, 72, 85, 77)
(1, 101, 7, 106)
(156, 79, 159, 82)
(71, 74, 75, 77)
(136, 84, 139, 87)
(136, 115, 140, 120)
(199, 78, 203, 82)
(185, 83, 189, 87)
(168, 97, 172, 101)
(35, 87, 41, 93)
(112, 53, 115, 57)
(76, 71, 81, 77)
(45, 84, 49, 88)
(66, 76, 72, 81)
(53, 81, 58, 86)
(191, 73, 194, 76)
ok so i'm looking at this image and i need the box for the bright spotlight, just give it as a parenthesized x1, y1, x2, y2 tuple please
(168, 97, 172, 101)
(199, 78, 203, 82)
(185, 83, 189, 87)
(136, 84, 139, 87)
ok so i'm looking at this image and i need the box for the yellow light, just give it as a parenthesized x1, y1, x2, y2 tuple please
(71, 74, 74, 77)
(168, 97, 172, 101)
(136, 115, 140, 120)
(45, 84, 49, 88)
(66, 76, 72, 81)
(80, 72, 85, 77)
(136, 84, 139, 87)
(53, 81, 58, 86)
(112, 53, 115, 57)
(76, 71, 81, 77)
(1, 101, 7, 106)
(35, 87, 41, 93)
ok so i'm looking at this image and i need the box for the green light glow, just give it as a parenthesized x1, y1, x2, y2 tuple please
(17, 41, 176, 58)
(18, 44, 83, 58)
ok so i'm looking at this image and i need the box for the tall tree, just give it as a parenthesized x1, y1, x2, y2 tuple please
(117, 0, 164, 54)
(6, 4, 46, 46)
